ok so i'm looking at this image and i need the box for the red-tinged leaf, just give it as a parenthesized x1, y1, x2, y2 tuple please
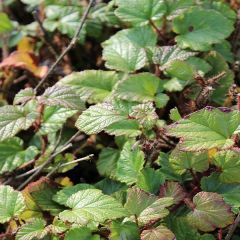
(187, 191, 234, 232)
(159, 182, 186, 204)
(141, 225, 175, 240)
(0, 51, 48, 78)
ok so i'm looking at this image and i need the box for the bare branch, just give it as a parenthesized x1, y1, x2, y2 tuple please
(34, 0, 96, 93)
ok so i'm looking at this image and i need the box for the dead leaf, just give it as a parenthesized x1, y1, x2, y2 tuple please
(0, 51, 48, 78)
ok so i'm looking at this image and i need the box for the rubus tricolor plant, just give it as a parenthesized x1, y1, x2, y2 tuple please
(0, 0, 240, 239)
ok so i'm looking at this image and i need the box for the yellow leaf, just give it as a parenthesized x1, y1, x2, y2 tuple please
(17, 37, 34, 52)
(0, 51, 48, 78)
(208, 148, 218, 160)
(55, 177, 73, 187)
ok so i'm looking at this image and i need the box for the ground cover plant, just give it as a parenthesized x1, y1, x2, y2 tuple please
(0, 0, 240, 239)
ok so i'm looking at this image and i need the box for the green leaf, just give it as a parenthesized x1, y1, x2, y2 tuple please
(16, 218, 48, 240)
(169, 149, 209, 175)
(0, 12, 14, 34)
(115, 0, 166, 25)
(173, 7, 234, 51)
(0, 137, 39, 174)
(201, 173, 240, 210)
(213, 150, 240, 183)
(76, 102, 126, 135)
(129, 102, 158, 129)
(106, 119, 141, 137)
(163, 78, 185, 92)
(96, 147, 120, 178)
(166, 60, 194, 81)
(38, 85, 85, 110)
(43, 5, 86, 43)
(59, 189, 127, 224)
(187, 191, 234, 232)
(95, 178, 126, 195)
(186, 57, 212, 75)
(116, 141, 144, 185)
(168, 107, 240, 151)
(14, 88, 35, 105)
(110, 221, 140, 240)
(40, 106, 77, 135)
(206, 1, 236, 23)
(204, 51, 234, 105)
(58, 70, 118, 104)
(53, 184, 95, 206)
(125, 187, 173, 225)
(0, 185, 25, 223)
(64, 227, 100, 240)
(169, 108, 181, 121)
(102, 26, 157, 72)
(166, 216, 215, 240)
(165, 0, 195, 18)
(153, 45, 196, 71)
(141, 225, 175, 240)
(136, 168, 165, 194)
(213, 40, 234, 63)
(114, 73, 162, 102)
(0, 105, 38, 142)
(28, 179, 64, 215)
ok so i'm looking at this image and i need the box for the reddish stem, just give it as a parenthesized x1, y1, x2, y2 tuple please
(237, 93, 240, 111)
(218, 228, 222, 240)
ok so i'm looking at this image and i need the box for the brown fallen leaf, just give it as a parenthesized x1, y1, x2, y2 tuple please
(0, 51, 48, 78)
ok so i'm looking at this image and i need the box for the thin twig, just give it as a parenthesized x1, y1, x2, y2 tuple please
(46, 154, 94, 178)
(34, 0, 95, 93)
(225, 213, 240, 240)
(33, 10, 58, 59)
(17, 143, 72, 190)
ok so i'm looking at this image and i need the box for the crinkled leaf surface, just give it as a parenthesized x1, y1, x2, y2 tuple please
(213, 150, 240, 183)
(58, 70, 118, 104)
(102, 27, 157, 72)
(168, 108, 240, 151)
(59, 189, 127, 224)
(201, 173, 240, 210)
(16, 218, 47, 240)
(14, 88, 35, 105)
(125, 187, 173, 225)
(141, 225, 175, 240)
(114, 73, 162, 102)
(0, 137, 38, 174)
(0, 105, 38, 142)
(115, 0, 166, 25)
(173, 7, 234, 51)
(38, 85, 84, 110)
(169, 149, 209, 175)
(40, 106, 77, 135)
(187, 191, 234, 232)
(153, 45, 196, 70)
(160, 181, 186, 205)
(116, 141, 144, 185)
(0, 185, 25, 223)
(96, 147, 120, 178)
(53, 183, 95, 206)
(76, 102, 126, 134)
